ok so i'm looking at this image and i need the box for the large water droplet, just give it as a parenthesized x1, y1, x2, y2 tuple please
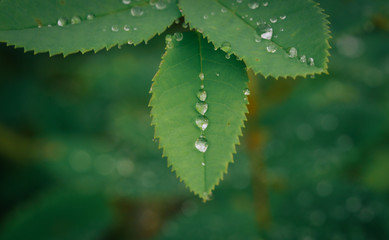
(199, 72, 205, 81)
(155, 1, 167, 10)
(131, 6, 144, 16)
(256, 23, 273, 40)
(289, 47, 297, 58)
(197, 89, 207, 101)
(195, 137, 208, 152)
(243, 88, 250, 96)
(122, 0, 131, 4)
(221, 42, 232, 53)
(196, 102, 208, 115)
(196, 116, 209, 131)
(248, 1, 259, 9)
(57, 17, 67, 27)
(174, 32, 183, 41)
(71, 16, 81, 25)
(266, 44, 276, 53)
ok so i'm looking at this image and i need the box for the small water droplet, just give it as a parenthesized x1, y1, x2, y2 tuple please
(133, 27, 137, 31)
(221, 42, 232, 53)
(300, 55, 307, 63)
(199, 72, 205, 81)
(196, 116, 209, 131)
(196, 102, 208, 115)
(174, 32, 183, 41)
(288, 47, 297, 58)
(248, 1, 259, 9)
(266, 44, 276, 53)
(87, 14, 95, 20)
(165, 34, 173, 42)
(256, 23, 273, 40)
(195, 137, 208, 152)
(200, 84, 204, 89)
(280, 15, 286, 20)
(37, 23, 42, 28)
(225, 54, 231, 59)
(270, 17, 277, 23)
(122, 0, 131, 4)
(211, 11, 215, 16)
(216, 72, 220, 77)
(47, 24, 52, 27)
(197, 89, 207, 101)
(243, 88, 250, 96)
(203, 15, 208, 20)
(236, 0, 242, 3)
(308, 57, 315, 66)
(155, 1, 167, 10)
(197, 28, 203, 33)
(131, 6, 144, 16)
(201, 162, 205, 166)
(111, 25, 119, 32)
(57, 17, 67, 27)
(280, 28, 284, 32)
(182, 22, 188, 28)
(221, 7, 227, 13)
(70, 16, 81, 25)
(254, 34, 261, 43)
(128, 40, 133, 44)
(124, 25, 131, 31)
(263, 2, 268, 6)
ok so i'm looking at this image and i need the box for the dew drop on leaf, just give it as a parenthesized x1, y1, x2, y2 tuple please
(221, 42, 232, 53)
(195, 137, 208, 152)
(288, 47, 298, 58)
(182, 22, 188, 28)
(266, 44, 276, 53)
(122, 0, 131, 4)
(216, 72, 220, 77)
(131, 6, 144, 16)
(57, 17, 67, 27)
(124, 25, 131, 31)
(243, 88, 250, 96)
(71, 16, 81, 25)
(263, 2, 269, 7)
(111, 25, 119, 32)
(280, 15, 287, 20)
(300, 55, 307, 63)
(254, 34, 261, 43)
(270, 18, 277, 23)
(197, 89, 207, 101)
(174, 32, 183, 41)
(309, 57, 315, 66)
(220, 7, 227, 13)
(199, 72, 205, 81)
(203, 15, 208, 20)
(86, 14, 95, 20)
(195, 115, 209, 131)
(196, 102, 208, 115)
(248, 1, 259, 9)
(225, 54, 231, 59)
(256, 23, 273, 40)
(201, 162, 205, 166)
(155, 1, 167, 10)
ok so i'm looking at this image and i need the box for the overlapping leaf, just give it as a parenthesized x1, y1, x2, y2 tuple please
(149, 32, 248, 200)
(0, 0, 180, 56)
(179, 0, 331, 78)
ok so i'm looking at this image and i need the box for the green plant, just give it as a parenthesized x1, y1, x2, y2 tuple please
(0, 0, 330, 200)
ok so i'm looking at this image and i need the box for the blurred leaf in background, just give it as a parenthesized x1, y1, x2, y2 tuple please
(0, 0, 389, 239)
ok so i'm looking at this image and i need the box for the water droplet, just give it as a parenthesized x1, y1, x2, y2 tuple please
(197, 73, 204, 81)
(182, 22, 188, 28)
(221, 7, 227, 13)
(57, 17, 67, 27)
(203, 15, 208, 20)
(236, 0, 242, 3)
(197, 28, 203, 33)
(280, 15, 286, 20)
(123, 0, 131, 4)
(300, 55, 307, 63)
(221, 42, 231, 53)
(196, 102, 208, 115)
(216, 72, 220, 77)
(124, 25, 131, 31)
(201, 162, 205, 166)
(225, 54, 231, 59)
(47, 24, 52, 27)
(254, 34, 261, 43)
(70, 16, 81, 25)
(197, 89, 207, 101)
(37, 23, 42, 28)
(200, 84, 204, 89)
(256, 23, 273, 40)
(86, 14, 95, 20)
(211, 11, 215, 16)
(243, 88, 250, 96)
(195, 137, 208, 152)
(288, 47, 297, 58)
(270, 18, 277, 23)
(155, 1, 167, 10)
(174, 19, 180, 24)
(266, 44, 276, 53)
(263, 2, 268, 6)
(133, 27, 137, 31)
(165, 34, 173, 42)
(308, 57, 315, 66)
(248, 1, 259, 9)
(174, 32, 183, 41)
(196, 116, 209, 131)
(111, 25, 119, 32)
(280, 28, 284, 32)
(131, 6, 144, 16)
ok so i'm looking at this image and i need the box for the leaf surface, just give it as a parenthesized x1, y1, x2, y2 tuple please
(179, 0, 331, 78)
(149, 32, 248, 199)
(0, 0, 180, 56)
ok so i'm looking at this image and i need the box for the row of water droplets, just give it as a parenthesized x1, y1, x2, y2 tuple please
(194, 72, 209, 161)
(200, 0, 315, 67)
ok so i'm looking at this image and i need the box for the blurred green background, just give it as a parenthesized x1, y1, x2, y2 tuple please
(0, 0, 388, 239)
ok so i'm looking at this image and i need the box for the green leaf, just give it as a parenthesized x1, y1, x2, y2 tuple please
(0, 0, 180, 56)
(179, 0, 331, 78)
(149, 32, 249, 200)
